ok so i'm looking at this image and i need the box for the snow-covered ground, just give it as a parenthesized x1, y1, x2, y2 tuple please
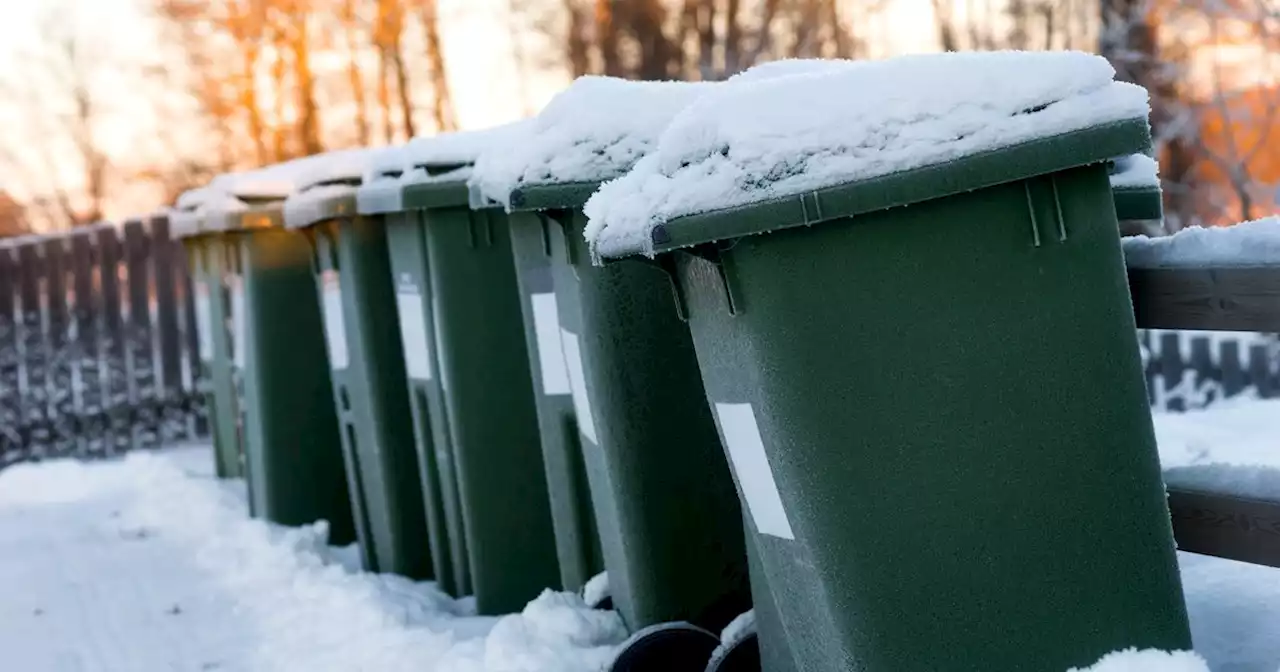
(0, 398, 1277, 671)
(0, 445, 624, 672)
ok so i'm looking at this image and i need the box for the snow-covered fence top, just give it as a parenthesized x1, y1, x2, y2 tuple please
(1126, 218, 1280, 334)
(582, 50, 1150, 260)
(1124, 216, 1280, 269)
(0, 216, 206, 468)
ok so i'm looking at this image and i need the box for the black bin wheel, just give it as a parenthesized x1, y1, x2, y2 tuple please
(608, 622, 720, 672)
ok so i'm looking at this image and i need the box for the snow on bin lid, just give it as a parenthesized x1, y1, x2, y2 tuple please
(404, 121, 532, 171)
(584, 50, 1152, 260)
(1110, 153, 1159, 190)
(469, 77, 714, 209)
(1122, 216, 1280, 268)
(283, 147, 390, 229)
(170, 186, 215, 238)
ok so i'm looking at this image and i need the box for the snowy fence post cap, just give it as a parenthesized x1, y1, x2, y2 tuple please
(583, 50, 1155, 262)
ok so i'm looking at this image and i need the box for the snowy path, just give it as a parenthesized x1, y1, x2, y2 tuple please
(0, 446, 624, 672)
(0, 448, 253, 672)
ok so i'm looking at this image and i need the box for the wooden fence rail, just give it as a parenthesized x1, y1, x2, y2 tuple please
(0, 216, 206, 467)
(1130, 265, 1280, 570)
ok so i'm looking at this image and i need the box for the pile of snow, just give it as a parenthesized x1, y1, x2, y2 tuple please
(1110, 153, 1160, 190)
(583, 50, 1150, 260)
(469, 77, 714, 208)
(1123, 217, 1280, 268)
(1067, 649, 1209, 672)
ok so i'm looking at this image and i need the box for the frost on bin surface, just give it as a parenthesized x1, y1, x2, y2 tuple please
(584, 50, 1153, 260)
(1122, 216, 1280, 268)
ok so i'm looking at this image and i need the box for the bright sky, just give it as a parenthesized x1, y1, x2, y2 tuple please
(0, 0, 936, 227)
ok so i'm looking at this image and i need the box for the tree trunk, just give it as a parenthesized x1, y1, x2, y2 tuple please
(343, 0, 371, 146)
(420, 0, 457, 131)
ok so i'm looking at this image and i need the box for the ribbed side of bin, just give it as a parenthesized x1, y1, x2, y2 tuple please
(407, 181, 559, 615)
(508, 210, 604, 593)
(230, 224, 356, 545)
(183, 236, 242, 479)
(309, 214, 433, 578)
(530, 196, 749, 634)
(383, 209, 470, 597)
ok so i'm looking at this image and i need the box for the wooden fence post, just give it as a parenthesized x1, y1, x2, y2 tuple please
(96, 225, 131, 455)
(70, 229, 106, 457)
(0, 246, 20, 465)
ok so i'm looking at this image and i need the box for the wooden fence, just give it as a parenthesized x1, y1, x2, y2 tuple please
(1130, 265, 1280, 569)
(1141, 330, 1279, 412)
(0, 216, 206, 468)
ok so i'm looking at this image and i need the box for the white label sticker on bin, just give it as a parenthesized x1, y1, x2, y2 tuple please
(321, 270, 349, 370)
(560, 328, 598, 444)
(531, 294, 571, 395)
(194, 281, 213, 363)
(714, 402, 795, 540)
(229, 276, 246, 369)
(396, 287, 432, 381)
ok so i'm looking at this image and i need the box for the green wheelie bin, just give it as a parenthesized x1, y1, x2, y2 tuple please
(171, 185, 243, 479)
(282, 151, 434, 580)
(200, 177, 356, 546)
(486, 197, 605, 597)
(586, 54, 1192, 671)
(393, 129, 559, 615)
(354, 147, 467, 595)
(471, 76, 750, 670)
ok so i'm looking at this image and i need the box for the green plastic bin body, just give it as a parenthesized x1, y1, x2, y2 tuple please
(207, 207, 356, 546)
(1113, 186, 1164, 223)
(298, 195, 433, 579)
(401, 177, 559, 615)
(507, 209, 604, 593)
(380, 207, 470, 597)
(512, 183, 750, 634)
(182, 234, 242, 479)
(640, 122, 1192, 670)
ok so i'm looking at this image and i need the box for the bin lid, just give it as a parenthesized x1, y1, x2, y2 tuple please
(1122, 215, 1280, 269)
(472, 77, 713, 211)
(584, 50, 1154, 261)
(355, 145, 410, 215)
(282, 147, 392, 229)
(170, 186, 216, 239)
(398, 122, 532, 211)
(1109, 153, 1163, 222)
